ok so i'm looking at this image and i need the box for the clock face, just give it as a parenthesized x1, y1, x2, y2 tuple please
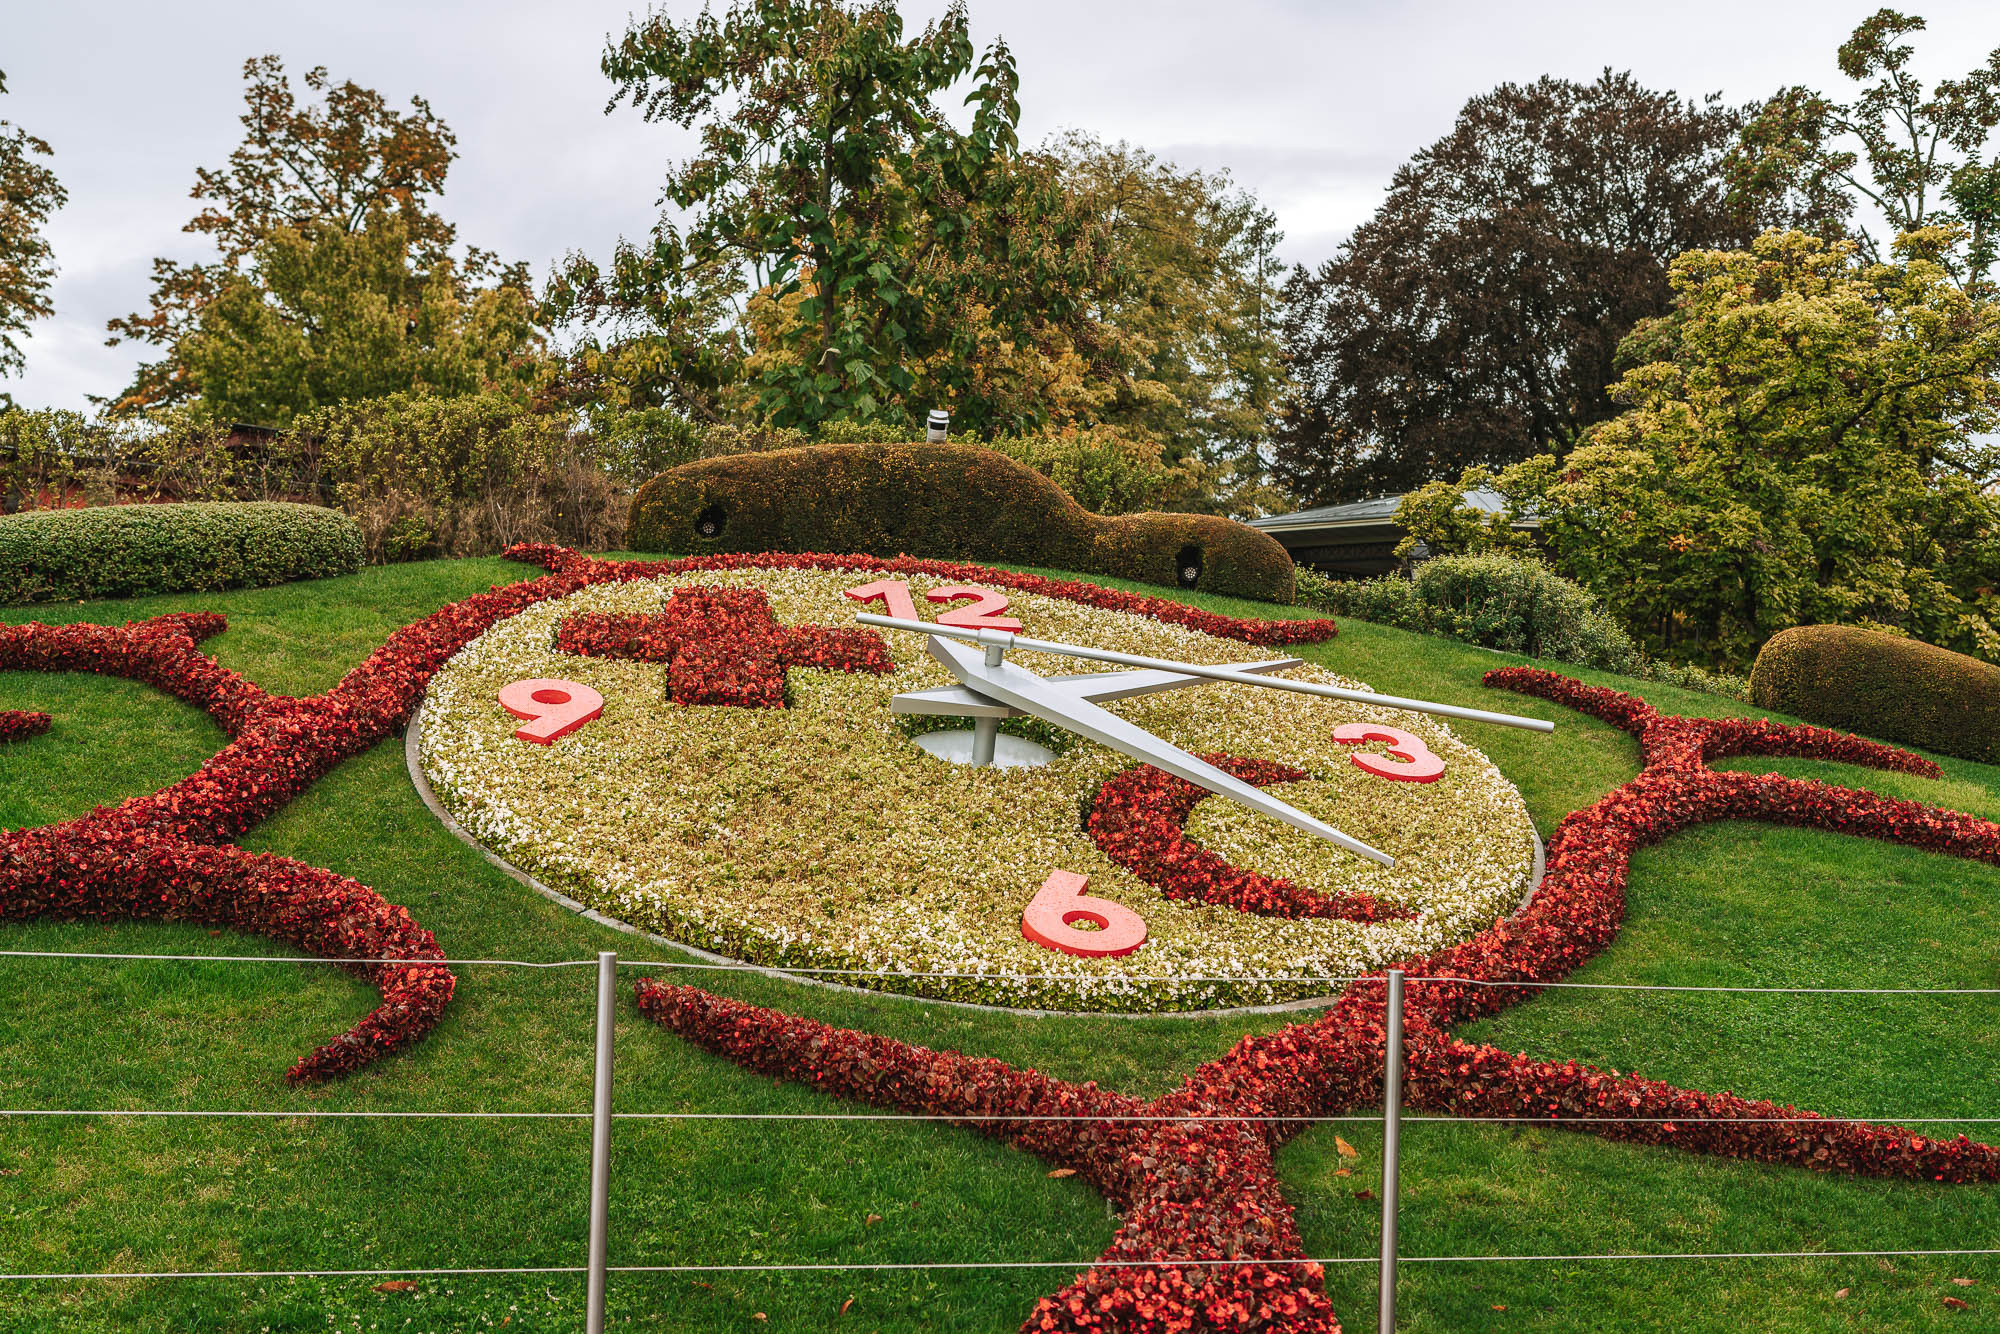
(417, 567, 1538, 1012)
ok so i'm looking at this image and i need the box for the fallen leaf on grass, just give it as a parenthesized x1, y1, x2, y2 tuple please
(863, 1214, 881, 1227)
(1834, 1289, 1849, 1299)
(1490, 1305, 1507, 1312)
(1333, 1168, 1351, 1178)
(1354, 1189, 1375, 1201)
(1048, 1168, 1076, 1178)
(1944, 1297, 1969, 1310)
(754, 1313, 768, 1321)
(1335, 1136, 1358, 1159)
(1954, 1278, 1976, 1286)
(373, 1281, 417, 1293)
(840, 1297, 854, 1314)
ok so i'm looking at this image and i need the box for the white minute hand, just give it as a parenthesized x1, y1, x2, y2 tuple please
(920, 632, 1397, 868)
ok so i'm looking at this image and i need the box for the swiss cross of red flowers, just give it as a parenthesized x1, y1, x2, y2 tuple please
(554, 585, 893, 708)
(637, 666, 2000, 1334)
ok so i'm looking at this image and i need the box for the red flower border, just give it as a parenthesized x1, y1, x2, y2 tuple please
(637, 667, 2000, 1333)
(0, 547, 1335, 1082)
(1086, 754, 1412, 922)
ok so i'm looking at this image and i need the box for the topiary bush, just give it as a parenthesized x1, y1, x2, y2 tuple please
(625, 442, 1297, 601)
(0, 502, 363, 604)
(1750, 624, 2000, 764)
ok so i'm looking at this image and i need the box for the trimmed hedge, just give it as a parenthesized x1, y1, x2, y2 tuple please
(0, 502, 363, 605)
(625, 442, 1297, 601)
(1749, 624, 2000, 764)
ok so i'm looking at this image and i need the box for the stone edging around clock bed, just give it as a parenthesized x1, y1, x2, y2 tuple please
(404, 700, 1547, 1021)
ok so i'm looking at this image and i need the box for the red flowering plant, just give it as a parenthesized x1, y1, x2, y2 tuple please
(0, 547, 1336, 1082)
(555, 585, 894, 707)
(635, 666, 2000, 1333)
(0, 710, 51, 743)
(1086, 755, 1412, 923)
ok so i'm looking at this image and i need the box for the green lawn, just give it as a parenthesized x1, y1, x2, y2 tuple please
(0, 555, 1995, 1333)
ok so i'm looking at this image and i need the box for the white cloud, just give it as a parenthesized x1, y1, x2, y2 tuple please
(5, 0, 1998, 409)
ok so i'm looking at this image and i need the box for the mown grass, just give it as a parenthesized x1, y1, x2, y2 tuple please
(0, 554, 1994, 1332)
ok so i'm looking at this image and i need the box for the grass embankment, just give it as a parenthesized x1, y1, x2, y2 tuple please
(0, 556, 1994, 1333)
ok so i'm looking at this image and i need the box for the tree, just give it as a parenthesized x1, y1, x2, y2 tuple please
(1043, 133, 1287, 516)
(560, 0, 1118, 432)
(1496, 229, 2000, 669)
(108, 56, 478, 413)
(173, 209, 542, 426)
(0, 69, 66, 384)
(1735, 9, 2000, 292)
(1274, 71, 1829, 506)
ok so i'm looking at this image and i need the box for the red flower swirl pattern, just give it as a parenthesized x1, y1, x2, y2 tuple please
(0, 547, 1336, 1082)
(637, 666, 2000, 1333)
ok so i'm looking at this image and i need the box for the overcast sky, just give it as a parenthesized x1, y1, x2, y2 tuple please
(6, 0, 1999, 411)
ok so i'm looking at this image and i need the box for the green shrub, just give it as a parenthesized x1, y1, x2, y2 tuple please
(1297, 555, 1635, 671)
(1750, 624, 2000, 764)
(298, 393, 624, 562)
(1413, 555, 1636, 670)
(0, 502, 362, 604)
(986, 430, 1199, 515)
(626, 442, 1296, 601)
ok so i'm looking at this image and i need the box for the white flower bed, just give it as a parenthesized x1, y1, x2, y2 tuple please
(418, 569, 1537, 1010)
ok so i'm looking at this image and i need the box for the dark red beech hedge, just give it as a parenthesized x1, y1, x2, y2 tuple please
(638, 666, 2000, 1334)
(0, 545, 1334, 1083)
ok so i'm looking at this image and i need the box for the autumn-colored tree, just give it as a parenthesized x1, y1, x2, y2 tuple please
(107, 56, 478, 413)
(174, 210, 542, 426)
(1486, 229, 2000, 669)
(1274, 71, 1834, 506)
(0, 70, 66, 386)
(1042, 133, 1287, 516)
(555, 0, 1119, 433)
(1734, 9, 2000, 292)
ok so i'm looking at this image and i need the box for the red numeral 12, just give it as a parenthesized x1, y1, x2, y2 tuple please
(843, 579, 921, 620)
(927, 585, 1023, 631)
(845, 579, 1022, 632)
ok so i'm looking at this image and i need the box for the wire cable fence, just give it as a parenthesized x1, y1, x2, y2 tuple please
(1, 948, 1994, 1333)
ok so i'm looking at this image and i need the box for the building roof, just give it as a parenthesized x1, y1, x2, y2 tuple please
(1248, 487, 1523, 536)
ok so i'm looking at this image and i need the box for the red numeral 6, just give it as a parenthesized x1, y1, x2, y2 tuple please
(1021, 870, 1148, 957)
(499, 678, 605, 745)
(1333, 722, 1445, 783)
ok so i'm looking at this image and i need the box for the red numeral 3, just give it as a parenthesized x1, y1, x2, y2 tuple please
(1333, 723, 1445, 782)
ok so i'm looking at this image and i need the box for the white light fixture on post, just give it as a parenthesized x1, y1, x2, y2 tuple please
(926, 408, 950, 443)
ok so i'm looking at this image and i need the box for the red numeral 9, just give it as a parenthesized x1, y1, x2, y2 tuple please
(499, 677, 605, 745)
(1333, 723, 1445, 783)
(1021, 870, 1148, 957)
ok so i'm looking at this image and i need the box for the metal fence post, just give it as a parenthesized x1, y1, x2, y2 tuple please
(1378, 968, 1404, 1334)
(586, 951, 617, 1334)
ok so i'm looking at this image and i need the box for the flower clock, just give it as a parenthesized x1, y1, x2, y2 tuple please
(1, 546, 1995, 1334)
